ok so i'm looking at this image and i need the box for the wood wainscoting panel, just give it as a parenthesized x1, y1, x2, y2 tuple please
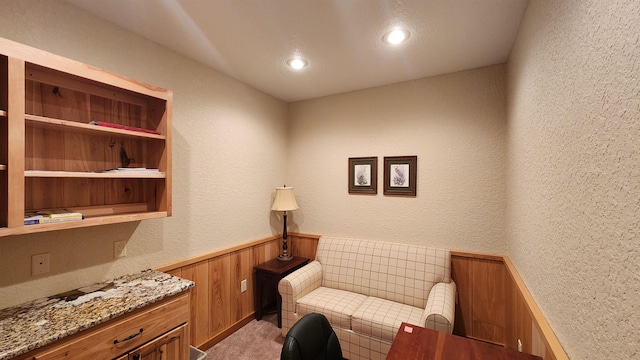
(157, 234, 566, 360)
(504, 257, 567, 360)
(181, 260, 209, 347)
(451, 252, 506, 345)
(451, 254, 472, 336)
(252, 238, 280, 265)
(471, 258, 507, 344)
(288, 233, 320, 260)
(208, 254, 231, 338)
(230, 248, 253, 322)
(156, 235, 284, 349)
(452, 252, 567, 360)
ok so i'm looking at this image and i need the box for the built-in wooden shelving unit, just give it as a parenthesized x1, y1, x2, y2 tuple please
(0, 37, 172, 236)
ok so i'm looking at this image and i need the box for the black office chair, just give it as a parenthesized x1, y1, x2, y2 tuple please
(280, 313, 344, 360)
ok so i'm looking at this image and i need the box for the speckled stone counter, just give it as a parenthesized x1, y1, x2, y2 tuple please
(0, 269, 194, 360)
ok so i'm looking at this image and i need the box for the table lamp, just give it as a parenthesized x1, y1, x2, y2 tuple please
(271, 186, 299, 261)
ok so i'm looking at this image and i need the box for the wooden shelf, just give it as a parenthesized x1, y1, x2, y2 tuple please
(0, 212, 168, 237)
(25, 114, 166, 140)
(25, 170, 166, 179)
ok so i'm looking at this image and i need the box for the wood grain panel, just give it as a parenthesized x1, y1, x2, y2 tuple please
(147, 97, 166, 133)
(25, 178, 151, 210)
(105, 178, 146, 204)
(504, 257, 566, 360)
(154, 94, 171, 216)
(288, 233, 320, 260)
(157, 236, 282, 349)
(230, 248, 253, 322)
(252, 238, 280, 264)
(29, 82, 90, 123)
(252, 242, 268, 267)
(181, 260, 209, 347)
(63, 178, 100, 207)
(90, 95, 143, 128)
(513, 285, 532, 353)
(25, 125, 65, 171)
(208, 254, 231, 339)
(132, 323, 187, 360)
(453, 252, 568, 360)
(65, 131, 93, 172)
(25, 178, 62, 210)
(25, 78, 42, 116)
(451, 255, 472, 336)
(24, 62, 152, 105)
(165, 268, 181, 278)
(471, 258, 506, 344)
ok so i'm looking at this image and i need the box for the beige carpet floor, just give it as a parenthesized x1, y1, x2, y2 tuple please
(204, 313, 284, 360)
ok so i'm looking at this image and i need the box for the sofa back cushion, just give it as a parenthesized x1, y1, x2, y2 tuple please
(315, 236, 451, 308)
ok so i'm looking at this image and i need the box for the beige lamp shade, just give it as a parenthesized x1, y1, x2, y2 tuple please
(271, 187, 299, 211)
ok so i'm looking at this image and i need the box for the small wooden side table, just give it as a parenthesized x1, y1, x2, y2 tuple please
(254, 256, 309, 328)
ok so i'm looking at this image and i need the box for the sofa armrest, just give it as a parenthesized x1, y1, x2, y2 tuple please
(421, 281, 457, 333)
(278, 260, 323, 335)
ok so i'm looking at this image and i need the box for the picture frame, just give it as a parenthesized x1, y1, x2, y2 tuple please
(348, 157, 377, 194)
(383, 156, 417, 196)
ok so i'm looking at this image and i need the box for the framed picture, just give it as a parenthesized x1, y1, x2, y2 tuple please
(348, 157, 377, 194)
(383, 156, 417, 196)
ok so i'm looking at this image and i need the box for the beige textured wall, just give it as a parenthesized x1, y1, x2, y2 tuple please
(288, 65, 507, 253)
(507, 1, 640, 359)
(0, 0, 289, 308)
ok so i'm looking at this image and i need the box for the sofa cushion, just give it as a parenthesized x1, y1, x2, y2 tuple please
(296, 287, 367, 329)
(351, 297, 424, 342)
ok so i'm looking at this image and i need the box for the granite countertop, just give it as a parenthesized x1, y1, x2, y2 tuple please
(0, 269, 194, 360)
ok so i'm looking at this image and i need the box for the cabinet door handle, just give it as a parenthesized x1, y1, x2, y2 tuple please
(132, 354, 140, 360)
(113, 328, 144, 344)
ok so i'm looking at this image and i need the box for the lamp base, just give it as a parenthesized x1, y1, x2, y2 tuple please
(277, 253, 293, 261)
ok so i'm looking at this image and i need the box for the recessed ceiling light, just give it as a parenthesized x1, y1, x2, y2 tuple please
(287, 57, 308, 70)
(383, 28, 410, 45)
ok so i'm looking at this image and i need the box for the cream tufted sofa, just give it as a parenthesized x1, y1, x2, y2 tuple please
(278, 236, 456, 360)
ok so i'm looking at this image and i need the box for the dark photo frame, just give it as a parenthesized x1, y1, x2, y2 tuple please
(383, 156, 417, 196)
(348, 157, 377, 194)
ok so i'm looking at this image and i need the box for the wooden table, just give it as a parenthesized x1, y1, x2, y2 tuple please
(386, 323, 542, 360)
(254, 256, 309, 328)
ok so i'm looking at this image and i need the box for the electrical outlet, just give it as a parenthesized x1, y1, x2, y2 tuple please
(114, 240, 127, 259)
(32, 253, 50, 276)
(517, 338, 523, 352)
(241, 279, 247, 292)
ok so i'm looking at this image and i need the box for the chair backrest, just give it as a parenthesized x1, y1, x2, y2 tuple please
(281, 313, 343, 360)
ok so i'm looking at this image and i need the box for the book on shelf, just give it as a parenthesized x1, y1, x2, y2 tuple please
(24, 209, 85, 225)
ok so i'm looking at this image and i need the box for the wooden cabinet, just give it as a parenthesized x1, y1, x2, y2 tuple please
(113, 324, 187, 360)
(128, 324, 187, 360)
(17, 292, 190, 360)
(0, 37, 172, 237)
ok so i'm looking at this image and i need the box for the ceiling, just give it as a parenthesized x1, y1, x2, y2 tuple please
(63, 0, 529, 103)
